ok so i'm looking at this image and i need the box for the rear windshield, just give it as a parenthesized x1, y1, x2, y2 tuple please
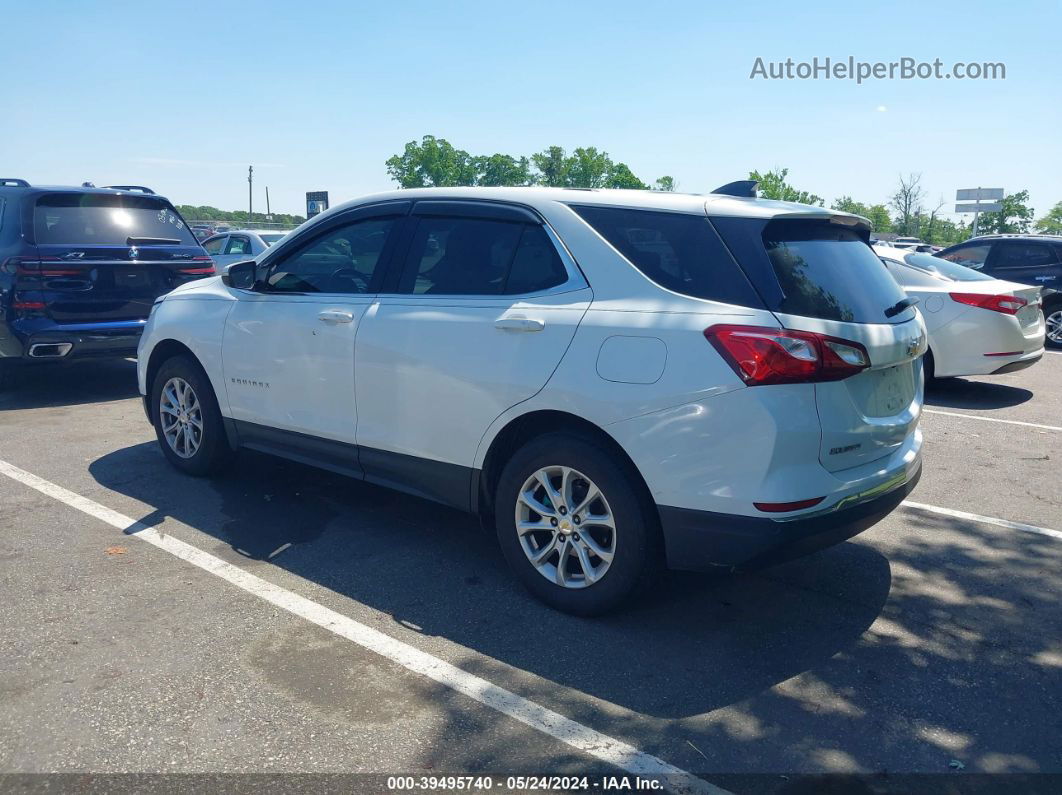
(569, 205, 763, 307)
(762, 221, 911, 323)
(902, 251, 993, 282)
(34, 193, 197, 245)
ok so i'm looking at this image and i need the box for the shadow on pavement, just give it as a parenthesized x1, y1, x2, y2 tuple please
(925, 378, 1032, 410)
(89, 441, 891, 721)
(0, 359, 139, 410)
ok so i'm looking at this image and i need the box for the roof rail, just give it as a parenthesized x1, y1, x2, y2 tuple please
(710, 180, 758, 198)
(0, 178, 30, 187)
(104, 185, 155, 194)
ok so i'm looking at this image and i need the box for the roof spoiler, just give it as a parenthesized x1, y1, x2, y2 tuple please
(710, 180, 758, 198)
(0, 178, 30, 187)
(105, 185, 155, 194)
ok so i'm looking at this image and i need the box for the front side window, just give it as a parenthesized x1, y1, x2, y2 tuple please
(938, 244, 991, 269)
(991, 242, 1058, 269)
(33, 193, 197, 245)
(399, 216, 567, 296)
(266, 217, 397, 294)
(203, 236, 225, 255)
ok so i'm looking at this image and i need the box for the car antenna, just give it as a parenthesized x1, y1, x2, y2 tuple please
(710, 180, 759, 198)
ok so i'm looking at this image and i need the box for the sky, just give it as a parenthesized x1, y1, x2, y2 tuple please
(2, 0, 1059, 222)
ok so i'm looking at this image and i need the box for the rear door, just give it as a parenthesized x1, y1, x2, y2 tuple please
(28, 192, 210, 323)
(715, 217, 925, 473)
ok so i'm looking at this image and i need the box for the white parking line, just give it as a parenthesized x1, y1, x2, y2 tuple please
(0, 458, 723, 795)
(902, 501, 1062, 541)
(923, 408, 1062, 432)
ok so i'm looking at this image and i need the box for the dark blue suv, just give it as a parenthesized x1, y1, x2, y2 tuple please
(0, 180, 215, 388)
(936, 234, 1062, 348)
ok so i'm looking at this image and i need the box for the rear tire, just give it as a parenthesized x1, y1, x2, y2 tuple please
(494, 432, 660, 616)
(1044, 302, 1062, 350)
(922, 348, 936, 382)
(150, 355, 230, 476)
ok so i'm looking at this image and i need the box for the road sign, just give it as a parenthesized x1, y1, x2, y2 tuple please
(956, 202, 1002, 214)
(306, 191, 329, 219)
(956, 188, 1004, 201)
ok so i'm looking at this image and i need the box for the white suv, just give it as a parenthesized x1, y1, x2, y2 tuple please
(138, 187, 926, 615)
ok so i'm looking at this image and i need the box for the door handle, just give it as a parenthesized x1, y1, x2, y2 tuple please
(318, 310, 354, 323)
(494, 316, 545, 332)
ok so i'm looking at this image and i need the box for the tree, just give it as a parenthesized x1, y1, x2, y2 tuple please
(975, 190, 1034, 235)
(176, 204, 305, 226)
(564, 147, 612, 188)
(888, 173, 926, 236)
(919, 195, 948, 243)
(865, 204, 893, 234)
(473, 154, 532, 187)
(1036, 201, 1062, 235)
(385, 135, 477, 188)
(749, 168, 823, 206)
(605, 162, 648, 190)
(653, 176, 676, 192)
(530, 146, 568, 187)
(832, 196, 870, 216)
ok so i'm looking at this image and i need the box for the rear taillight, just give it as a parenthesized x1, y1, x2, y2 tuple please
(704, 324, 870, 386)
(949, 292, 1028, 315)
(12, 300, 46, 310)
(179, 256, 216, 276)
(2, 255, 62, 276)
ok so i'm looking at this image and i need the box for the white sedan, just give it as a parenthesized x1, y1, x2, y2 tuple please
(874, 245, 1045, 379)
(202, 229, 292, 270)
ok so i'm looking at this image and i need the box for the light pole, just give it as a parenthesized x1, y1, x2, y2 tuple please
(248, 165, 253, 222)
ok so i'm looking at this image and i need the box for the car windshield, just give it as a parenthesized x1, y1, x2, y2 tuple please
(259, 233, 286, 246)
(903, 251, 994, 282)
(34, 193, 197, 245)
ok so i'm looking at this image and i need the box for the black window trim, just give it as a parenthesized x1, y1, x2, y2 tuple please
(378, 201, 583, 299)
(256, 200, 412, 296)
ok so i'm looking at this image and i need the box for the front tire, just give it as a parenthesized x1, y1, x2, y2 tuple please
(151, 355, 230, 476)
(494, 433, 660, 616)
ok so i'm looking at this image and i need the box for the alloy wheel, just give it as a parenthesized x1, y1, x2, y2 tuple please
(1046, 309, 1062, 345)
(159, 376, 204, 459)
(515, 465, 616, 589)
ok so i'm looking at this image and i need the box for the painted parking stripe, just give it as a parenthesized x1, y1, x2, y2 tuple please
(0, 458, 724, 795)
(923, 408, 1062, 432)
(902, 500, 1062, 541)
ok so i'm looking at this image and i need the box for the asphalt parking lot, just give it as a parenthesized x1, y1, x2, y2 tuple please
(1, 355, 1060, 792)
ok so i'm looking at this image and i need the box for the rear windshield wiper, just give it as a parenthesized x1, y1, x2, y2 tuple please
(127, 236, 181, 245)
(884, 296, 919, 318)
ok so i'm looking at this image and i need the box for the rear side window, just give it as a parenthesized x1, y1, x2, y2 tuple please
(761, 221, 909, 323)
(991, 242, 1059, 269)
(570, 205, 763, 307)
(225, 236, 251, 256)
(938, 244, 991, 269)
(33, 193, 198, 245)
(903, 251, 993, 282)
(398, 217, 567, 295)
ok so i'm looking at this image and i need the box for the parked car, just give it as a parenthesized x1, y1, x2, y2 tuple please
(138, 187, 926, 614)
(0, 179, 215, 389)
(874, 245, 1044, 378)
(201, 229, 291, 269)
(191, 225, 215, 242)
(936, 234, 1062, 348)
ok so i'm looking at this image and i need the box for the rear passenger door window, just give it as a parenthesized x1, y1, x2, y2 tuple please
(396, 216, 568, 296)
(203, 236, 225, 255)
(988, 242, 1058, 270)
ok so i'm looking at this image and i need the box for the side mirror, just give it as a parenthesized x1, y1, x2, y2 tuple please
(222, 260, 257, 289)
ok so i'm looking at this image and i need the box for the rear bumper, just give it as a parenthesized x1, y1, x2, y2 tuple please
(989, 348, 1043, 375)
(658, 461, 921, 572)
(2, 319, 146, 362)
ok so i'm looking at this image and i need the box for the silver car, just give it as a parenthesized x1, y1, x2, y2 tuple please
(202, 229, 292, 269)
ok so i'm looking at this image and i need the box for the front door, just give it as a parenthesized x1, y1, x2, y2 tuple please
(221, 206, 406, 470)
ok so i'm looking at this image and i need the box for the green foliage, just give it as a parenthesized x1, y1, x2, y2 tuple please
(974, 190, 1034, 234)
(888, 173, 926, 237)
(387, 135, 667, 190)
(1036, 201, 1062, 235)
(749, 168, 823, 206)
(865, 205, 893, 234)
(176, 205, 305, 227)
(831, 196, 869, 216)
(653, 176, 676, 192)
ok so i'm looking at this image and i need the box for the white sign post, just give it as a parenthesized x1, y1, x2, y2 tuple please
(955, 188, 1005, 236)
